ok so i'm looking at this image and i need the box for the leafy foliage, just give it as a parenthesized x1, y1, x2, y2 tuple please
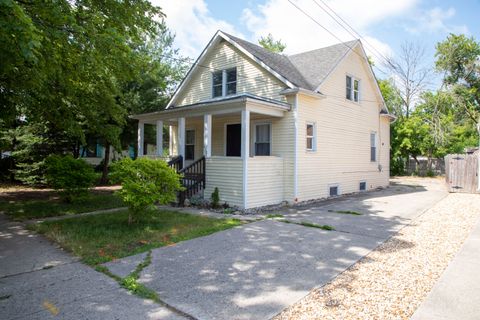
(110, 158, 182, 224)
(0, 1, 189, 183)
(258, 33, 286, 53)
(45, 155, 97, 202)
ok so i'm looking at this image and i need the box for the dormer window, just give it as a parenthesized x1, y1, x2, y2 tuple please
(346, 75, 360, 102)
(212, 67, 237, 98)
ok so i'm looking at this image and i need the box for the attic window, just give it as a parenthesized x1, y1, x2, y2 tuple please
(346, 75, 360, 102)
(212, 67, 237, 98)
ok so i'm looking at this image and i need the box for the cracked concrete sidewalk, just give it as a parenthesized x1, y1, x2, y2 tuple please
(0, 214, 186, 320)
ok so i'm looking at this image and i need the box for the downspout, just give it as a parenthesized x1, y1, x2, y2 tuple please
(293, 94, 299, 202)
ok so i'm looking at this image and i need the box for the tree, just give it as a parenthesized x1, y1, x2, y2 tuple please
(0, 1, 170, 184)
(258, 33, 286, 53)
(435, 34, 480, 125)
(384, 42, 431, 118)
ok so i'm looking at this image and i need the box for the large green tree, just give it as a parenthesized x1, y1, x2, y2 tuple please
(435, 34, 480, 125)
(0, 0, 185, 184)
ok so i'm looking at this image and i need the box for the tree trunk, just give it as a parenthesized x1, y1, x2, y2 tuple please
(100, 142, 110, 184)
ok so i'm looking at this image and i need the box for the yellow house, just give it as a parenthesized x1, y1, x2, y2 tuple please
(132, 31, 394, 209)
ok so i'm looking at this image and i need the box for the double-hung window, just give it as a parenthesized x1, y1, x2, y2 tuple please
(254, 123, 271, 156)
(306, 122, 316, 151)
(212, 67, 237, 98)
(346, 75, 360, 102)
(185, 129, 195, 160)
(370, 132, 377, 162)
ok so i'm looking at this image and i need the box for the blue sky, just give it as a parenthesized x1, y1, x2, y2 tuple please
(153, 0, 480, 86)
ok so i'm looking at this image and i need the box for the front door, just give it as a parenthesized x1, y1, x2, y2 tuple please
(226, 124, 241, 157)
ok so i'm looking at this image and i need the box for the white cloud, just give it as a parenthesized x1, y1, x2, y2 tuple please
(406, 6, 469, 35)
(151, 0, 243, 58)
(240, 0, 416, 65)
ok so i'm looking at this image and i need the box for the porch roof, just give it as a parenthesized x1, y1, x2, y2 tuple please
(131, 93, 291, 123)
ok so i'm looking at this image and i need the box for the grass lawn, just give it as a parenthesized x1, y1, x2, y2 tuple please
(30, 209, 243, 265)
(0, 193, 124, 221)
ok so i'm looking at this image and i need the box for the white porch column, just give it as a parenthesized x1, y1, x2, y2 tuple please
(178, 117, 185, 166)
(156, 120, 163, 157)
(169, 125, 174, 156)
(137, 120, 144, 157)
(203, 114, 212, 158)
(241, 110, 250, 209)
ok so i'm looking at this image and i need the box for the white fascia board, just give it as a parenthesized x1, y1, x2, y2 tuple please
(280, 88, 326, 99)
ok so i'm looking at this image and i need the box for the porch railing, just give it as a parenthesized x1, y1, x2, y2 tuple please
(167, 155, 183, 172)
(178, 156, 206, 205)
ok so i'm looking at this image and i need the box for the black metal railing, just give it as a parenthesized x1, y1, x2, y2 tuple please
(178, 156, 205, 205)
(167, 155, 183, 172)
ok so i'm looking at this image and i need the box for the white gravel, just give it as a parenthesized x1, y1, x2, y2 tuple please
(273, 192, 480, 320)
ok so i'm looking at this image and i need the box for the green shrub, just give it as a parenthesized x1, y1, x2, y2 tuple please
(110, 158, 183, 224)
(211, 187, 220, 209)
(45, 155, 97, 202)
(426, 169, 435, 177)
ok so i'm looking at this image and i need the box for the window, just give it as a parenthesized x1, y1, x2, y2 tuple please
(306, 122, 316, 151)
(226, 68, 237, 95)
(370, 132, 377, 162)
(185, 129, 195, 160)
(329, 185, 339, 197)
(346, 75, 360, 102)
(359, 181, 366, 191)
(254, 123, 271, 156)
(212, 71, 223, 98)
(212, 67, 237, 98)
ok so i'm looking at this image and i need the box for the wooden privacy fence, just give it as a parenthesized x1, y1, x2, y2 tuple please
(445, 152, 479, 194)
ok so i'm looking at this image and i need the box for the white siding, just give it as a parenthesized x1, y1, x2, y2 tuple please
(205, 157, 243, 207)
(248, 157, 284, 207)
(296, 46, 390, 201)
(175, 41, 288, 106)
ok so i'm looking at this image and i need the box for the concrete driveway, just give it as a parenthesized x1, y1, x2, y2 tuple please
(103, 177, 447, 320)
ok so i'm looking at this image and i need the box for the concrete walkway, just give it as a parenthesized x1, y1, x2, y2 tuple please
(412, 216, 480, 320)
(0, 214, 186, 320)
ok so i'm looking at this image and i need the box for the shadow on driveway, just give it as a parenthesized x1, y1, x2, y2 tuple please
(102, 178, 448, 320)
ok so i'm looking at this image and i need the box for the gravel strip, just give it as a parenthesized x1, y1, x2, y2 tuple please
(273, 193, 480, 320)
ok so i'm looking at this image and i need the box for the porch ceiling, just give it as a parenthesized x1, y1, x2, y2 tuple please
(131, 94, 291, 124)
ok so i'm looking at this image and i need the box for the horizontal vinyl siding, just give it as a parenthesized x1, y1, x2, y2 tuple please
(175, 41, 287, 106)
(296, 46, 390, 201)
(247, 157, 284, 208)
(205, 157, 243, 207)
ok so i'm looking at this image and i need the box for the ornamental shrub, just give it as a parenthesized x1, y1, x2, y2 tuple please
(110, 157, 183, 224)
(45, 155, 97, 202)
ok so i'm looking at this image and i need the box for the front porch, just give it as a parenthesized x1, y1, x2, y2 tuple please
(134, 95, 291, 209)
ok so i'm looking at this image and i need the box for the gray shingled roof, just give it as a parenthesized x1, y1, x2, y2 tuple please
(223, 32, 359, 91)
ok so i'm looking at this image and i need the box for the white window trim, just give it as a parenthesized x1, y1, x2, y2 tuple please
(252, 121, 272, 156)
(346, 74, 361, 103)
(224, 122, 241, 157)
(359, 180, 367, 191)
(370, 131, 377, 162)
(306, 121, 316, 152)
(328, 183, 341, 197)
(185, 128, 196, 160)
(212, 67, 237, 98)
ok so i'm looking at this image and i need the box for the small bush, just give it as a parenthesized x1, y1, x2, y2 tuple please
(426, 169, 435, 177)
(45, 155, 97, 202)
(110, 158, 183, 224)
(211, 187, 220, 209)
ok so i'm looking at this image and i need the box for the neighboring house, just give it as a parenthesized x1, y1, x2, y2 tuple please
(132, 30, 394, 209)
(79, 141, 134, 166)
